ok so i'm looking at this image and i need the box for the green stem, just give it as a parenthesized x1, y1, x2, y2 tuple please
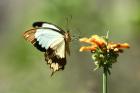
(103, 67, 108, 93)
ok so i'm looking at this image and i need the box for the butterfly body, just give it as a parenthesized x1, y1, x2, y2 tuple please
(23, 22, 71, 75)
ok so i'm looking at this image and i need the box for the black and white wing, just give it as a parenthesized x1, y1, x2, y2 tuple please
(23, 22, 69, 76)
(35, 28, 66, 75)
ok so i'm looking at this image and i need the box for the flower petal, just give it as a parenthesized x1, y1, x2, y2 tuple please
(79, 45, 97, 52)
(89, 35, 106, 47)
(79, 37, 94, 44)
(119, 43, 130, 48)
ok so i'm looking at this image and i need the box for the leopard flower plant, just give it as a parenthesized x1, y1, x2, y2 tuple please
(79, 32, 130, 93)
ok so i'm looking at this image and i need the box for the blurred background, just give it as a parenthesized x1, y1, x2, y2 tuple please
(0, 0, 140, 93)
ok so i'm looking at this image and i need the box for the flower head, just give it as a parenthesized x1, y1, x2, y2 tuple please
(79, 33, 130, 74)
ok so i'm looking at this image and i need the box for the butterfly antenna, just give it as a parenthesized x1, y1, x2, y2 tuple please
(65, 15, 83, 41)
(65, 15, 72, 32)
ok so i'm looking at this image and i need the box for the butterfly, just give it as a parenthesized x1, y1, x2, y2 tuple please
(23, 22, 71, 76)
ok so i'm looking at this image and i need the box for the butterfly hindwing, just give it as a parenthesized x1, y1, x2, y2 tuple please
(44, 48, 66, 76)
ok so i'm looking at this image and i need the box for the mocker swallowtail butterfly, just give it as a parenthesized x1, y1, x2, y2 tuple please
(23, 22, 71, 76)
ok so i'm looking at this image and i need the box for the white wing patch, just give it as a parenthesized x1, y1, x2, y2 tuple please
(51, 39, 65, 58)
(35, 28, 65, 58)
(42, 23, 60, 31)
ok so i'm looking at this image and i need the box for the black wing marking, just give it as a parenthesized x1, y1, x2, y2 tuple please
(44, 48, 66, 76)
(32, 21, 65, 33)
(32, 22, 46, 28)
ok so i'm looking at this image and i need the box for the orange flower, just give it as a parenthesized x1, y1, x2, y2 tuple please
(79, 33, 130, 72)
(79, 35, 107, 52)
(79, 34, 130, 53)
(89, 35, 106, 47)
